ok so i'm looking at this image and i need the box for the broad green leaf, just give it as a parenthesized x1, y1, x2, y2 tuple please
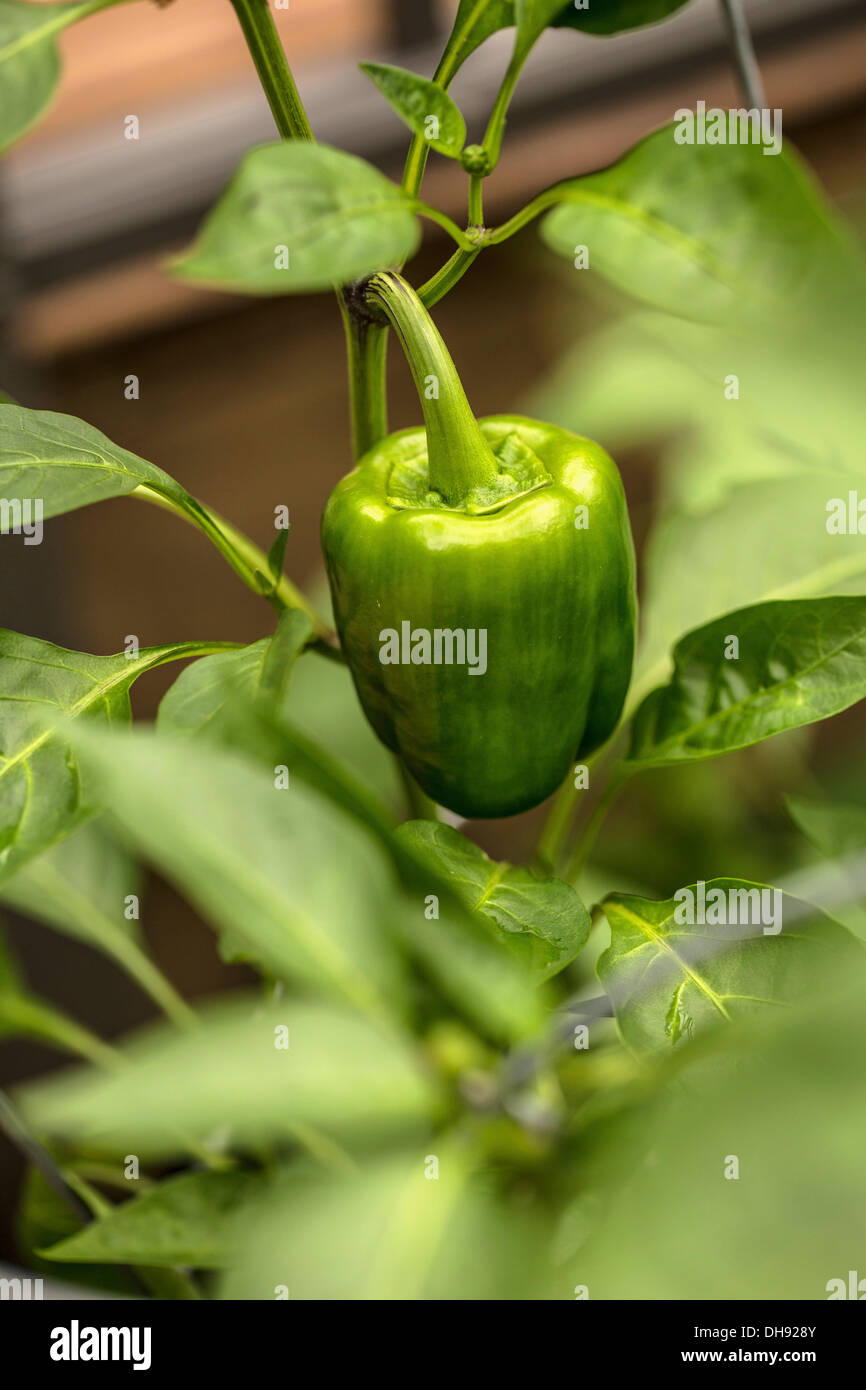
(16, 1168, 131, 1294)
(219, 1149, 552, 1300)
(534, 309, 866, 506)
(629, 598, 866, 768)
(66, 725, 406, 1023)
(157, 605, 313, 739)
(171, 143, 421, 294)
(0, 404, 191, 521)
(578, 957, 866, 1297)
(158, 652, 541, 1040)
(632, 476, 866, 707)
(552, 0, 693, 36)
(397, 820, 589, 981)
(599, 880, 859, 1056)
(360, 62, 466, 157)
(0, 820, 141, 953)
(440, 0, 516, 76)
(39, 1170, 265, 1270)
(19, 996, 438, 1159)
(0, 404, 291, 601)
(0, 630, 235, 884)
(157, 640, 270, 736)
(541, 127, 861, 323)
(157, 635, 400, 836)
(0, 0, 103, 154)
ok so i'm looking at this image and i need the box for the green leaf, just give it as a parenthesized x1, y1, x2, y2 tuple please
(0, 404, 296, 602)
(397, 820, 589, 981)
(157, 611, 311, 738)
(0, 0, 95, 154)
(552, 0, 693, 36)
(65, 725, 407, 1024)
(0, 404, 192, 521)
(629, 598, 866, 768)
(0, 630, 235, 884)
(18, 995, 438, 1160)
(219, 1149, 552, 1301)
(171, 143, 421, 295)
(159, 649, 542, 1041)
(263, 525, 290, 595)
(39, 1170, 265, 1269)
(157, 636, 399, 838)
(599, 880, 859, 1056)
(633, 476, 866, 706)
(360, 62, 466, 157)
(578, 956, 866, 1297)
(541, 126, 861, 323)
(0, 820, 141, 954)
(16, 1168, 131, 1294)
(441, 0, 516, 75)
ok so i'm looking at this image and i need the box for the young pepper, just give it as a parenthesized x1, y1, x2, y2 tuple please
(322, 273, 636, 819)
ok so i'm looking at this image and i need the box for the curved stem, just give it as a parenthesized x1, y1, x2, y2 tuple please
(362, 272, 498, 505)
(414, 202, 479, 252)
(229, 0, 314, 141)
(481, 50, 525, 170)
(486, 184, 570, 245)
(418, 248, 482, 310)
(131, 485, 335, 643)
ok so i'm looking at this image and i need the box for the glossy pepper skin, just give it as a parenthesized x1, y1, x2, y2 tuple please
(323, 412, 636, 819)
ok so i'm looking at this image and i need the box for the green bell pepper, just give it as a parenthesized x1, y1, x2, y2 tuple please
(322, 273, 636, 819)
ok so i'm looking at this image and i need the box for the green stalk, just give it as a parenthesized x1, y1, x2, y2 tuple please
(480, 50, 526, 171)
(339, 295, 389, 460)
(131, 484, 336, 645)
(418, 248, 482, 309)
(229, 0, 314, 141)
(362, 272, 498, 505)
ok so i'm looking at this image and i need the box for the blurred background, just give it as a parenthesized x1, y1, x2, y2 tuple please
(2, 0, 866, 1263)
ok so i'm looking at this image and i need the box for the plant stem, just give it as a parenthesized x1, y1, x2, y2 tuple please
(718, 0, 766, 110)
(468, 174, 485, 229)
(0, 1089, 93, 1223)
(131, 485, 336, 647)
(362, 271, 498, 505)
(418, 248, 481, 309)
(339, 295, 389, 459)
(481, 51, 525, 171)
(229, 0, 314, 141)
(565, 764, 633, 884)
(534, 743, 614, 875)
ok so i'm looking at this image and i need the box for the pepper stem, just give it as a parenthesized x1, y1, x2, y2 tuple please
(362, 272, 499, 506)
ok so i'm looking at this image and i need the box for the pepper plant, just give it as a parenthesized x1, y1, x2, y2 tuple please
(1, 0, 866, 1300)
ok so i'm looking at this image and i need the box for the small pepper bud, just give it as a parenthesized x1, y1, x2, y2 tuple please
(460, 144, 491, 176)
